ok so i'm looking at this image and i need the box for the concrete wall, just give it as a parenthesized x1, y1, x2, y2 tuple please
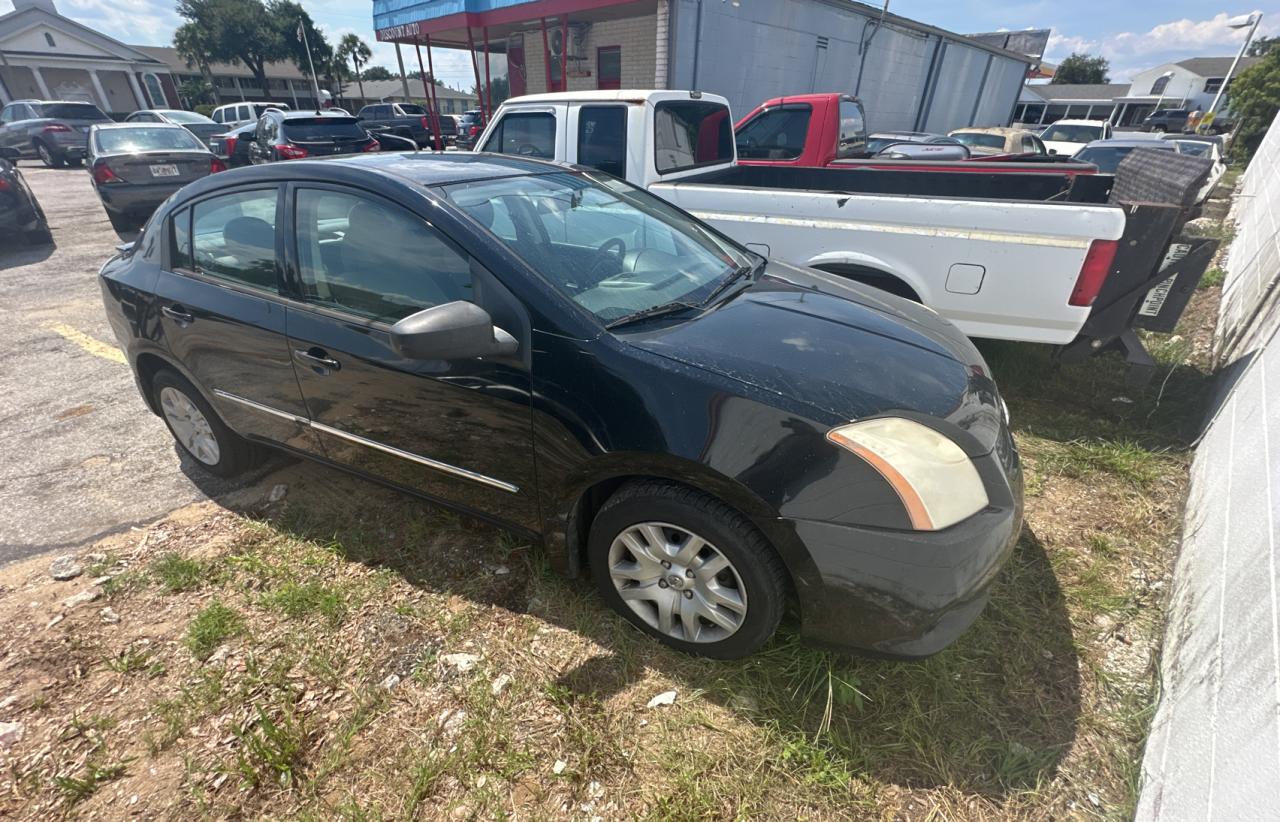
(1136, 110, 1280, 821)
(667, 0, 1027, 132)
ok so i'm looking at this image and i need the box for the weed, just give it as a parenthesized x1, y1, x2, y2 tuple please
(263, 580, 346, 623)
(234, 704, 308, 788)
(185, 601, 244, 660)
(104, 644, 165, 677)
(1046, 440, 1165, 487)
(102, 569, 147, 597)
(53, 760, 128, 806)
(1199, 267, 1225, 290)
(152, 552, 208, 593)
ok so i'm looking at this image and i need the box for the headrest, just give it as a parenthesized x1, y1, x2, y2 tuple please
(222, 216, 274, 252)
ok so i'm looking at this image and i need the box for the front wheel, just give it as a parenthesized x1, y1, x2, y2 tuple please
(151, 369, 259, 478)
(588, 481, 788, 659)
(1152, 125, 1167, 134)
(35, 141, 64, 168)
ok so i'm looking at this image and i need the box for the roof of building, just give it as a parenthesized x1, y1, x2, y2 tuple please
(0, 0, 167, 66)
(1176, 56, 1262, 77)
(132, 45, 311, 80)
(1025, 83, 1132, 102)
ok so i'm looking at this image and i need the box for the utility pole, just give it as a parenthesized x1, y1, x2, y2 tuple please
(1206, 12, 1262, 128)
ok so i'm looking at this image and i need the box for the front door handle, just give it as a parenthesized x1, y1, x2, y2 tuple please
(161, 304, 194, 325)
(294, 347, 341, 373)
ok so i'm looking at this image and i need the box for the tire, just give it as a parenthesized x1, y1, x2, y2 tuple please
(588, 481, 788, 659)
(35, 141, 64, 168)
(151, 368, 259, 478)
(1152, 125, 1167, 134)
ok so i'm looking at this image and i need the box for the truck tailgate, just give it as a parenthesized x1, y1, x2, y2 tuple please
(650, 183, 1126, 345)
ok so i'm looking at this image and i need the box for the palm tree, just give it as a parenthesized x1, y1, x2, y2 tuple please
(338, 34, 372, 102)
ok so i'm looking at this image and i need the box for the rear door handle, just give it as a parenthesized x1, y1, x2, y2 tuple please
(294, 347, 341, 373)
(161, 304, 194, 325)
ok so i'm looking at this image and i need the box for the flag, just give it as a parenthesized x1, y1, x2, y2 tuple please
(296, 19, 305, 43)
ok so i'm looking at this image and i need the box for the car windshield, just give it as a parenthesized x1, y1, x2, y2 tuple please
(96, 127, 206, 154)
(281, 117, 366, 140)
(1042, 123, 1103, 143)
(38, 102, 109, 120)
(1074, 144, 1173, 173)
(442, 171, 754, 325)
(161, 110, 215, 125)
(951, 132, 1006, 149)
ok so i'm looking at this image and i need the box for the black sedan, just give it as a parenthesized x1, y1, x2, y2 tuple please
(0, 147, 50, 244)
(209, 121, 257, 168)
(97, 153, 1022, 659)
(87, 123, 225, 231)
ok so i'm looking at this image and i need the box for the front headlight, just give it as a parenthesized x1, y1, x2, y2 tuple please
(827, 418, 989, 531)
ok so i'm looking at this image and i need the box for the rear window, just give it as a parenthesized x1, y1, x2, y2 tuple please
(952, 132, 1007, 150)
(281, 118, 366, 140)
(735, 104, 811, 160)
(252, 104, 286, 117)
(398, 104, 426, 115)
(1041, 124, 1103, 143)
(37, 103, 109, 121)
(1075, 145, 1173, 173)
(95, 127, 205, 154)
(161, 110, 214, 125)
(654, 100, 732, 173)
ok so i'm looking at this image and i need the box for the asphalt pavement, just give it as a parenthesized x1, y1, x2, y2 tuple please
(0, 164, 263, 565)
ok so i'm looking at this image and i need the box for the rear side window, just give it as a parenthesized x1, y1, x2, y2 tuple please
(735, 104, 811, 160)
(169, 207, 192, 270)
(294, 188, 472, 324)
(577, 106, 627, 178)
(654, 100, 732, 173)
(837, 99, 866, 159)
(482, 112, 555, 159)
(399, 104, 426, 115)
(191, 189, 279, 292)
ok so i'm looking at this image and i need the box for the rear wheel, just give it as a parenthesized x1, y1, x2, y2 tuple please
(35, 141, 64, 168)
(588, 481, 788, 659)
(1152, 125, 1167, 134)
(151, 369, 259, 478)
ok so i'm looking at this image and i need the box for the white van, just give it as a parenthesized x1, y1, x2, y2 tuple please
(210, 101, 290, 127)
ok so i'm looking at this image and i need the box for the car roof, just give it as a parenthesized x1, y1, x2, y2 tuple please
(1079, 139, 1176, 150)
(91, 122, 188, 130)
(277, 110, 353, 119)
(1046, 119, 1109, 127)
(951, 127, 1022, 135)
(501, 89, 731, 107)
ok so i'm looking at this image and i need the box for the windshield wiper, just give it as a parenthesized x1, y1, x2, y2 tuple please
(700, 256, 764, 307)
(605, 300, 701, 330)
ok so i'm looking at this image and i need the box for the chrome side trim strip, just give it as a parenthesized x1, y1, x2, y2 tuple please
(212, 388, 519, 494)
(310, 421, 521, 494)
(213, 389, 309, 425)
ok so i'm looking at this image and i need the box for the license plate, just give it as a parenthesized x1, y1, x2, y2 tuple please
(150, 164, 179, 177)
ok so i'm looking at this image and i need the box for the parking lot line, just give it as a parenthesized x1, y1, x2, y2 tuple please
(48, 323, 126, 365)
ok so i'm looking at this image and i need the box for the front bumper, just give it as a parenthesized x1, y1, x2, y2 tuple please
(789, 436, 1023, 657)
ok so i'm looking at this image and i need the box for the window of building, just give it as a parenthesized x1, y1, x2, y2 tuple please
(653, 100, 733, 173)
(1204, 77, 1225, 94)
(44, 32, 56, 47)
(577, 106, 627, 177)
(597, 46, 621, 90)
(294, 188, 472, 324)
(1149, 75, 1171, 95)
(143, 73, 166, 108)
(481, 112, 556, 159)
(191, 189, 280, 292)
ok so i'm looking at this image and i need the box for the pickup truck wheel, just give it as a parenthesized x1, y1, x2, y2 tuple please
(35, 141, 64, 168)
(151, 369, 260, 478)
(1151, 125, 1167, 134)
(588, 481, 787, 659)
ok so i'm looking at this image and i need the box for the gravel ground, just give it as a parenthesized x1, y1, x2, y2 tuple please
(0, 163, 265, 566)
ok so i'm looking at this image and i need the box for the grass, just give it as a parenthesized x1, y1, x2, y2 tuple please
(1200, 266, 1226, 290)
(151, 552, 208, 593)
(184, 601, 244, 660)
(261, 580, 346, 623)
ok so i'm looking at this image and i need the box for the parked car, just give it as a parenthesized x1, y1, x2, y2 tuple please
(248, 110, 379, 163)
(456, 109, 486, 149)
(209, 121, 257, 168)
(210, 101, 290, 127)
(97, 151, 1022, 659)
(1140, 108, 1190, 133)
(1071, 138, 1180, 174)
(357, 102, 457, 148)
(124, 109, 226, 147)
(87, 123, 225, 231)
(0, 146, 50, 244)
(0, 99, 113, 167)
(948, 127, 1047, 157)
(1040, 119, 1112, 156)
(874, 141, 969, 160)
(1166, 136, 1226, 201)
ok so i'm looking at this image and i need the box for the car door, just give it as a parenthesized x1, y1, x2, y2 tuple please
(281, 182, 539, 529)
(153, 185, 322, 455)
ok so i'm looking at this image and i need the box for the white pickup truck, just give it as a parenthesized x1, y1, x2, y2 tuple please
(473, 90, 1128, 345)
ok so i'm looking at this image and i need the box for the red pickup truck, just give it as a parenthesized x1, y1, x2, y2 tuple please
(734, 93, 1097, 176)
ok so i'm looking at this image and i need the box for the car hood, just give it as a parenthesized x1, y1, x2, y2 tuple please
(624, 262, 1003, 453)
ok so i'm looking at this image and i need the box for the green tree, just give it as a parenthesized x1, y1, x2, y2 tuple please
(176, 0, 286, 97)
(361, 66, 393, 81)
(173, 20, 221, 104)
(1248, 35, 1278, 58)
(1052, 53, 1110, 85)
(179, 77, 215, 107)
(1226, 47, 1280, 160)
(338, 34, 372, 101)
(268, 0, 335, 98)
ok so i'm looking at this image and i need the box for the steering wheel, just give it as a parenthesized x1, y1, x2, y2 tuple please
(585, 237, 627, 284)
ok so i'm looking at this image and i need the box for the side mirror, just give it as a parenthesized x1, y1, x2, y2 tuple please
(390, 301, 518, 360)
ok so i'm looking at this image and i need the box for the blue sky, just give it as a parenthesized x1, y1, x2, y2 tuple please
(4, 0, 1279, 90)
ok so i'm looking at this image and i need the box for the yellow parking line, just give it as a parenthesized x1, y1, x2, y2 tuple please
(49, 323, 126, 365)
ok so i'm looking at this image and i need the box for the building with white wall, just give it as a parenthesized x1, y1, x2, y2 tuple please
(371, 0, 1031, 133)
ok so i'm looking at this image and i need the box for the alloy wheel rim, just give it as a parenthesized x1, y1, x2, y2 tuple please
(159, 387, 221, 466)
(607, 522, 747, 643)
(38, 144, 52, 165)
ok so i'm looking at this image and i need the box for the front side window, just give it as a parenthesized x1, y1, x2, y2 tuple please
(482, 112, 556, 158)
(191, 189, 279, 292)
(294, 188, 471, 324)
(836, 99, 866, 158)
(577, 106, 627, 178)
(443, 171, 753, 325)
(170, 207, 192, 270)
(735, 104, 811, 160)
(654, 100, 732, 173)
(38, 103, 108, 120)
